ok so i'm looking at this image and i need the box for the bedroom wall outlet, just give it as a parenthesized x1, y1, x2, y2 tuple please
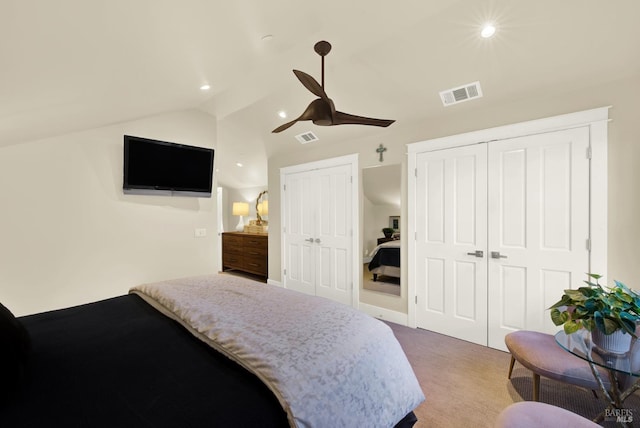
(194, 228, 207, 238)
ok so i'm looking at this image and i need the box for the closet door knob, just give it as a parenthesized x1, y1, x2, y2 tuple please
(491, 251, 507, 259)
(466, 250, 484, 258)
(305, 238, 314, 243)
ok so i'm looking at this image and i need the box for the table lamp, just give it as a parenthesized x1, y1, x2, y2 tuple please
(232, 202, 249, 232)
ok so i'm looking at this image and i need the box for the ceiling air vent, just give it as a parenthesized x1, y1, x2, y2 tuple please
(295, 131, 319, 144)
(439, 81, 483, 106)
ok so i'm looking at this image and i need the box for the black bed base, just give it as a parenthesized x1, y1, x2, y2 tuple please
(2, 294, 417, 428)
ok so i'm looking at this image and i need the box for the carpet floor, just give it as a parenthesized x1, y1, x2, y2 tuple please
(387, 322, 640, 427)
(362, 264, 400, 296)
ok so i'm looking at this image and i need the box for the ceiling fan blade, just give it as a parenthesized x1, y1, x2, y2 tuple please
(293, 70, 329, 100)
(272, 99, 333, 133)
(332, 111, 395, 127)
(272, 119, 300, 133)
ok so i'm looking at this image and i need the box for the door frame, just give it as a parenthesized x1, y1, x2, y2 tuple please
(407, 106, 609, 328)
(280, 153, 360, 308)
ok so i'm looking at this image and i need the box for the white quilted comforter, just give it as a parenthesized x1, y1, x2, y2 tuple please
(130, 274, 424, 428)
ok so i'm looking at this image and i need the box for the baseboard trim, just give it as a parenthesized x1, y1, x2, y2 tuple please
(359, 302, 408, 326)
(265, 281, 409, 326)
(267, 278, 283, 287)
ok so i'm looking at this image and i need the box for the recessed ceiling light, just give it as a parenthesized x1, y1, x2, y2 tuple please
(236, 162, 243, 167)
(481, 24, 496, 38)
(200, 84, 211, 91)
(261, 34, 274, 42)
(278, 111, 287, 119)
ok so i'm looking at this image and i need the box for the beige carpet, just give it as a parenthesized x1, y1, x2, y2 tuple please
(387, 322, 640, 428)
(363, 264, 400, 296)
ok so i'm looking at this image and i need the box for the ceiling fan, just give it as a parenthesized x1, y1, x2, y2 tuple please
(272, 41, 395, 133)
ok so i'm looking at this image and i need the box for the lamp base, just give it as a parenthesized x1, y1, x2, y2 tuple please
(235, 216, 245, 232)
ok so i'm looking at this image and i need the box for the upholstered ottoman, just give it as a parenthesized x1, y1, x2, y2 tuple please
(505, 330, 610, 401)
(495, 402, 599, 427)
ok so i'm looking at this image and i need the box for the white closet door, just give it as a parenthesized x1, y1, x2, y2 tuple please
(487, 127, 590, 350)
(283, 170, 317, 296)
(314, 164, 352, 306)
(415, 144, 488, 345)
(282, 164, 353, 306)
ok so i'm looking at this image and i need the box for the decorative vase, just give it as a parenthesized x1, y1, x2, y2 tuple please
(591, 329, 633, 354)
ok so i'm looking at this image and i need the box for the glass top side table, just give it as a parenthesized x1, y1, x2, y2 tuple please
(555, 330, 640, 425)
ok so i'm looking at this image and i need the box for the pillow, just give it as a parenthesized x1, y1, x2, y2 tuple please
(0, 301, 31, 399)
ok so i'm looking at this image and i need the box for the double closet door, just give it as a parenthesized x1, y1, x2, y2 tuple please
(281, 159, 355, 307)
(413, 127, 590, 350)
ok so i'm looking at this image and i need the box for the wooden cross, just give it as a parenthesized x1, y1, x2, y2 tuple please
(376, 144, 387, 162)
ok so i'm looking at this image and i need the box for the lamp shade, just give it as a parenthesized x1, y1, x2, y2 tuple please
(232, 202, 249, 216)
(261, 200, 268, 216)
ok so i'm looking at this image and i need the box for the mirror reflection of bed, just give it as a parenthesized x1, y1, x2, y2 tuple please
(363, 164, 401, 296)
(365, 240, 401, 295)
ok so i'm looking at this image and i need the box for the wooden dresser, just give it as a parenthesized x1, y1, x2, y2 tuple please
(222, 232, 268, 281)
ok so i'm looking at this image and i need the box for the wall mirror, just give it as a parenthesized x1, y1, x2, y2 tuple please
(362, 163, 401, 296)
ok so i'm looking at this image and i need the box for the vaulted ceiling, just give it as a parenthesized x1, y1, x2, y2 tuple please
(2, 1, 639, 188)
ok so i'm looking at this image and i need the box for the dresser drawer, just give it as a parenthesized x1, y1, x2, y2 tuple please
(244, 246, 267, 258)
(222, 252, 243, 269)
(222, 234, 244, 248)
(244, 236, 267, 249)
(243, 255, 268, 276)
(224, 245, 244, 256)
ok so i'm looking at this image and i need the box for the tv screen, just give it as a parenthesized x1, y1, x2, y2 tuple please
(123, 135, 214, 197)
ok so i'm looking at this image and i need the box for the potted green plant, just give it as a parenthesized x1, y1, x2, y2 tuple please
(550, 273, 640, 353)
(382, 227, 395, 238)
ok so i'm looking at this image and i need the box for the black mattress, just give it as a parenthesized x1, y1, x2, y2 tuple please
(2, 294, 418, 428)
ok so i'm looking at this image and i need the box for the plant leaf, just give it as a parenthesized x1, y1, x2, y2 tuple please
(550, 308, 569, 326)
(594, 313, 619, 335)
(549, 295, 573, 309)
(563, 320, 582, 334)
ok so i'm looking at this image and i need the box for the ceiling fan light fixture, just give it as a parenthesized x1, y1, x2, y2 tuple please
(278, 111, 287, 119)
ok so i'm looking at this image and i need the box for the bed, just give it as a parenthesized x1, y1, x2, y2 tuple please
(2, 274, 424, 428)
(368, 240, 401, 281)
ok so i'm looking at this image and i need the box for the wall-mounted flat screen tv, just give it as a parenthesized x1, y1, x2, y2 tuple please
(123, 135, 214, 197)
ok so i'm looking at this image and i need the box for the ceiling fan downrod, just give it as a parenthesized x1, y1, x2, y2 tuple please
(314, 41, 331, 89)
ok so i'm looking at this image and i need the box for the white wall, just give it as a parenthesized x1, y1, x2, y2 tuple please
(268, 73, 640, 315)
(362, 195, 376, 258)
(0, 109, 218, 316)
(374, 206, 401, 237)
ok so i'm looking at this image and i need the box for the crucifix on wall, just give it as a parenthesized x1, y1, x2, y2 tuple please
(376, 144, 387, 162)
